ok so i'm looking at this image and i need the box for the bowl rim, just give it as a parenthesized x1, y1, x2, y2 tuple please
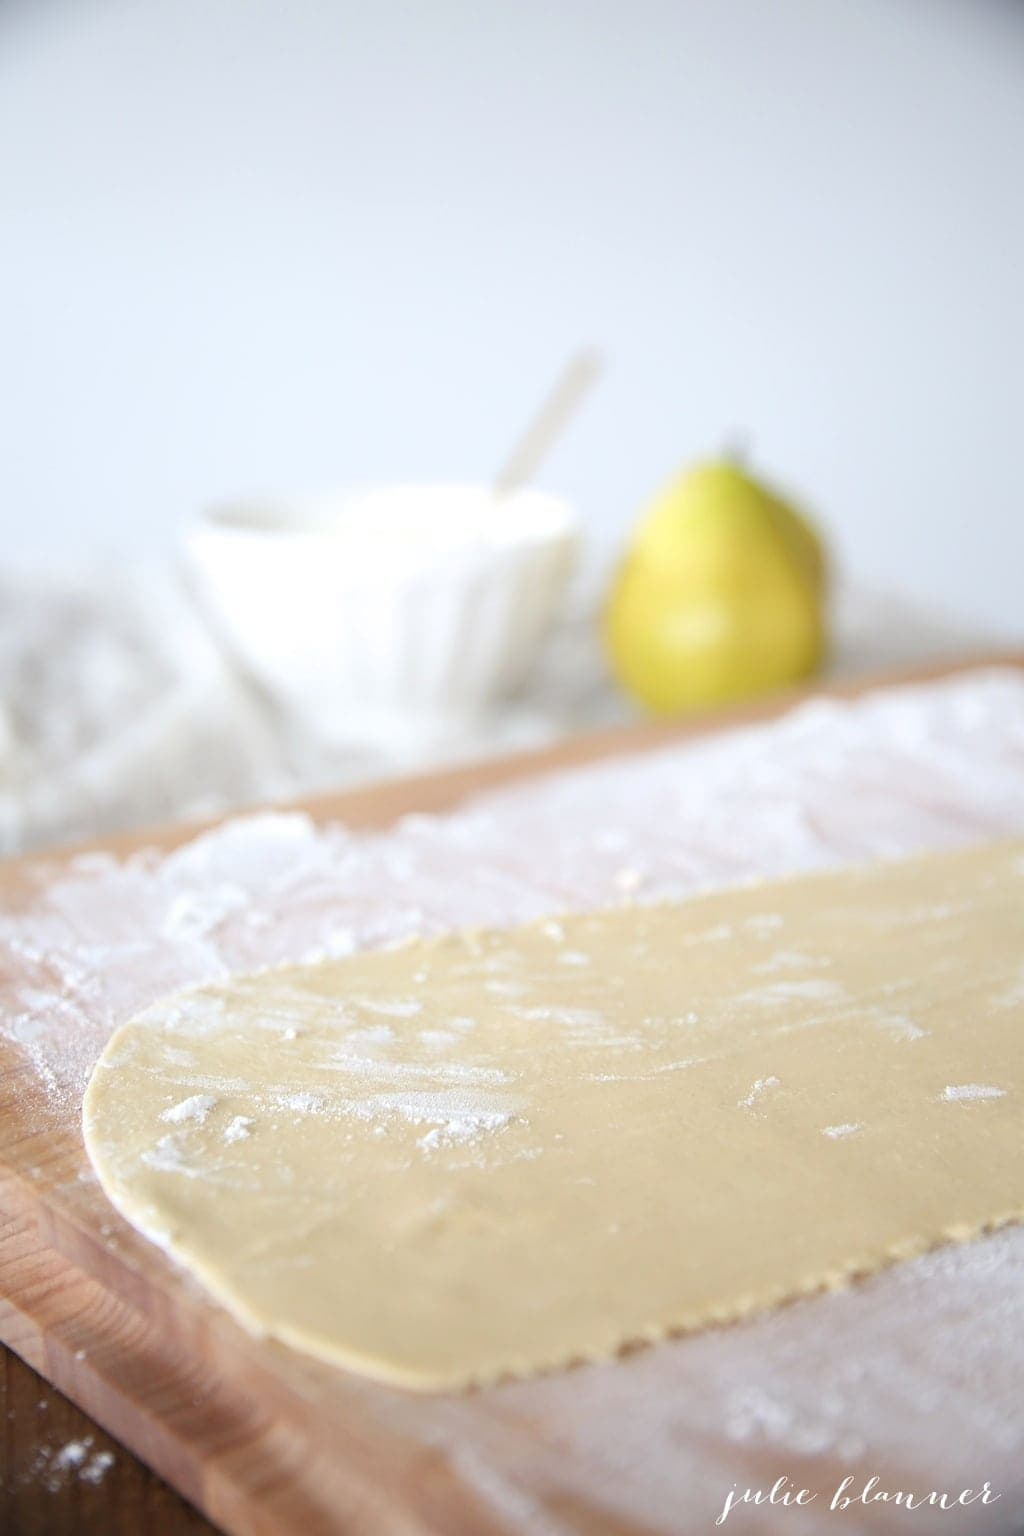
(190, 482, 579, 547)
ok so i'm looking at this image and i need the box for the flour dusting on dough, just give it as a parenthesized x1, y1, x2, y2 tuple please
(417, 1111, 513, 1152)
(159, 1093, 216, 1126)
(941, 1084, 1007, 1102)
(140, 1133, 204, 1178)
(738, 980, 845, 1008)
(752, 949, 826, 975)
(349, 1088, 526, 1132)
(353, 996, 422, 1018)
(276, 1090, 325, 1114)
(875, 1012, 929, 1042)
(738, 1075, 781, 1109)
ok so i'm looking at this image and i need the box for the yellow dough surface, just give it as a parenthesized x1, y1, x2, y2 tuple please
(83, 840, 1024, 1389)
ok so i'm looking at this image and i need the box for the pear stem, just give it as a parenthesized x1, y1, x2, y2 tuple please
(723, 432, 752, 469)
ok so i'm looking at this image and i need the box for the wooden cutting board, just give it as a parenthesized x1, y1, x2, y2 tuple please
(1, 652, 1022, 1536)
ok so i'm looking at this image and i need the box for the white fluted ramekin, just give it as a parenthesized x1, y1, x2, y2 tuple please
(185, 484, 579, 733)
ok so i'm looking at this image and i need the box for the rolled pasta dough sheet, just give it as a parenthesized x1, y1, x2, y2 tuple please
(83, 839, 1024, 1389)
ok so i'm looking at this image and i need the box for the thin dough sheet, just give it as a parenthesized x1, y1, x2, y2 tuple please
(83, 840, 1024, 1389)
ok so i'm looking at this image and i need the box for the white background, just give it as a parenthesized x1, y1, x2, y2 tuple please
(1, 0, 1022, 633)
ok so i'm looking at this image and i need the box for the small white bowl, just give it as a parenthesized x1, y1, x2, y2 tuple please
(185, 484, 579, 732)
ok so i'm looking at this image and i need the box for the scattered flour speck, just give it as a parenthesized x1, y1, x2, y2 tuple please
(739, 1075, 781, 1110)
(79, 1449, 116, 1486)
(277, 1091, 324, 1115)
(941, 1084, 1006, 1103)
(51, 1440, 90, 1472)
(159, 1093, 216, 1126)
(418, 1111, 512, 1152)
(420, 1028, 458, 1049)
(141, 1134, 203, 1178)
(31, 1437, 115, 1493)
(353, 996, 422, 1018)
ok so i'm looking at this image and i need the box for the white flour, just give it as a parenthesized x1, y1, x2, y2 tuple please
(223, 1114, 253, 1143)
(28, 1438, 117, 1493)
(941, 1084, 1007, 1103)
(739, 1075, 781, 1109)
(3, 666, 1024, 1533)
(418, 1111, 513, 1152)
(159, 1092, 216, 1125)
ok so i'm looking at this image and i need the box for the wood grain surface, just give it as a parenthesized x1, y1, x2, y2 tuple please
(1, 1347, 213, 1535)
(1, 650, 1022, 1536)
